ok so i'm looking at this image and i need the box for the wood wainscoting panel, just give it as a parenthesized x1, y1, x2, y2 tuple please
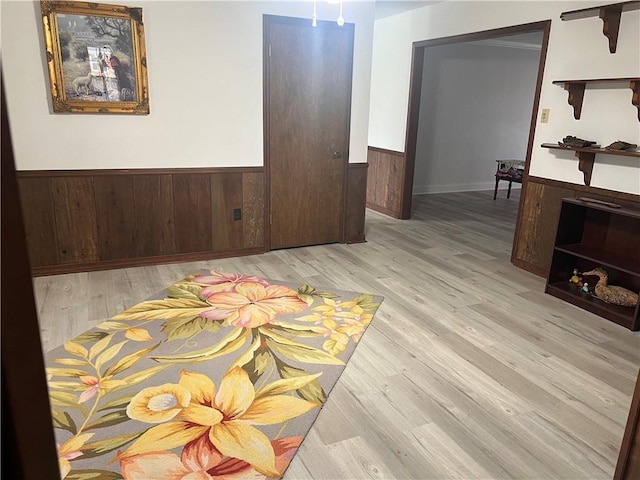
(18, 168, 266, 275)
(211, 173, 243, 251)
(514, 180, 574, 277)
(51, 176, 99, 264)
(512, 176, 640, 277)
(366, 147, 405, 218)
(132, 175, 176, 257)
(345, 163, 368, 243)
(242, 172, 265, 249)
(94, 175, 137, 261)
(173, 173, 213, 254)
(17, 177, 59, 267)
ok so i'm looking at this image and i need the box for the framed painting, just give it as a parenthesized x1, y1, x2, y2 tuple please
(40, 1, 149, 114)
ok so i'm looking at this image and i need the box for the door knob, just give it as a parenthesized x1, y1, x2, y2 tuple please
(331, 151, 343, 159)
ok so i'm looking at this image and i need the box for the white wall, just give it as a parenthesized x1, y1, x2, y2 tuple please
(413, 41, 541, 194)
(2, 0, 375, 169)
(369, 1, 640, 195)
(367, 9, 412, 151)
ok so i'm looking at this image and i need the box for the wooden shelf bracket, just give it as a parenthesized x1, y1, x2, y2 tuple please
(564, 82, 586, 119)
(561, 2, 640, 54)
(553, 78, 640, 121)
(599, 4, 624, 53)
(574, 150, 595, 186)
(541, 143, 640, 187)
(630, 79, 640, 121)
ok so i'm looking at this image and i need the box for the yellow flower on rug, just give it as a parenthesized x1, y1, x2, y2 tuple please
(121, 367, 320, 477)
(297, 297, 375, 354)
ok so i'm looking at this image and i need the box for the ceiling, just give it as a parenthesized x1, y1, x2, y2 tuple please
(374, 1, 437, 20)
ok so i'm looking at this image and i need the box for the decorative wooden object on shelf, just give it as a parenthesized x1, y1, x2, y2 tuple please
(545, 197, 640, 331)
(560, 1, 640, 53)
(541, 143, 640, 186)
(552, 78, 640, 121)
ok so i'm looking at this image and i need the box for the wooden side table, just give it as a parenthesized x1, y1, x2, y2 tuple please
(494, 160, 525, 199)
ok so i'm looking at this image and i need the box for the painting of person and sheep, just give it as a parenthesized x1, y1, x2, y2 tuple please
(57, 13, 137, 102)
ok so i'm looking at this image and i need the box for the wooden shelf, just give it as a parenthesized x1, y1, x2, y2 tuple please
(541, 143, 640, 158)
(541, 143, 640, 186)
(560, 1, 640, 53)
(545, 282, 637, 329)
(545, 198, 640, 331)
(555, 244, 640, 276)
(552, 78, 640, 121)
(561, 195, 640, 218)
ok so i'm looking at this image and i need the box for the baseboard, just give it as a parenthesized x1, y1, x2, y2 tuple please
(413, 181, 523, 195)
(511, 257, 546, 278)
(366, 202, 401, 219)
(345, 235, 367, 244)
(30, 247, 265, 277)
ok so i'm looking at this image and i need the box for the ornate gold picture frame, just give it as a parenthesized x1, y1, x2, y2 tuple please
(41, 1, 149, 114)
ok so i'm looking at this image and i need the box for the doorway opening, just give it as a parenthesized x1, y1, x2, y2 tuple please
(402, 21, 551, 262)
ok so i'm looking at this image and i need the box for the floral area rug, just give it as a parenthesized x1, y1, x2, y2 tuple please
(45, 271, 383, 480)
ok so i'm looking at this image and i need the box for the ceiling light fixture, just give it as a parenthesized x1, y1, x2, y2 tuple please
(311, 1, 346, 27)
(312, 1, 318, 27)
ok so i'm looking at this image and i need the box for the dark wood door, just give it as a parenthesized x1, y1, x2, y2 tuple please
(2, 75, 60, 479)
(265, 16, 354, 249)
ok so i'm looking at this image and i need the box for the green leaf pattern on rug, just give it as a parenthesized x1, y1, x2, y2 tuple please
(112, 298, 213, 322)
(82, 432, 143, 459)
(66, 470, 123, 480)
(52, 409, 78, 434)
(45, 270, 381, 479)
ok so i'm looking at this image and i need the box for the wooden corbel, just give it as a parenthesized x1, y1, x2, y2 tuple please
(564, 82, 586, 120)
(574, 150, 595, 186)
(599, 4, 624, 53)
(630, 79, 640, 121)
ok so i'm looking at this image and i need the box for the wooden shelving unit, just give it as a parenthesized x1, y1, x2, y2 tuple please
(541, 143, 640, 185)
(545, 197, 640, 331)
(560, 1, 640, 53)
(552, 78, 640, 121)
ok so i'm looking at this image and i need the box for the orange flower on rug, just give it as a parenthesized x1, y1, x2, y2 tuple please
(45, 271, 382, 480)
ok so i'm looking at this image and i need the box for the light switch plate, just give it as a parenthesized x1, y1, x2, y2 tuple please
(541, 108, 550, 123)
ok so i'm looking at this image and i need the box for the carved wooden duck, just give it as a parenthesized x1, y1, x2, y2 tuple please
(582, 267, 638, 307)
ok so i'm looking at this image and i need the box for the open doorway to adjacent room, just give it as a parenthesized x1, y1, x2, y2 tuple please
(402, 22, 551, 258)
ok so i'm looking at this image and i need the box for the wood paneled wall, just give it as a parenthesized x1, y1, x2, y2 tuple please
(512, 176, 640, 277)
(18, 168, 265, 275)
(345, 163, 368, 243)
(364, 145, 640, 277)
(18, 164, 367, 275)
(366, 147, 405, 218)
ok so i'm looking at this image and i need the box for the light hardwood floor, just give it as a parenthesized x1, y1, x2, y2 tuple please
(34, 190, 640, 479)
